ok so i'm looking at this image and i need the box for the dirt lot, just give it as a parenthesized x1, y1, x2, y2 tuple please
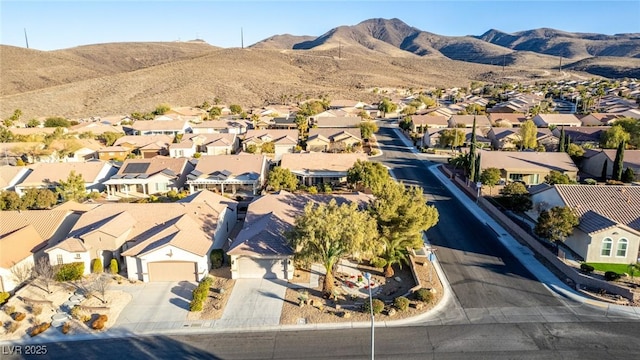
(280, 258, 443, 325)
(186, 266, 235, 321)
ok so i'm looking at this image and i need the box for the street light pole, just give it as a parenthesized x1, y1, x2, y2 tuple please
(364, 272, 374, 360)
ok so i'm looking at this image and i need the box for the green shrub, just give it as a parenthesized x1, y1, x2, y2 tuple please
(580, 263, 595, 273)
(6, 321, 19, 333)
(362, 298, 385, 315)
(307, 186, 318, 194)
(394, 296, 410, 311)
(415, 288, 432, 303)
(4, 305, 16, 315)
(604, 271, 621, 281)
(189, 277, 213, 312)
(92, 258, 103, 273)
(70, 306, 84, 320)
(109, 259, 119, 274)
(0, 292, 9, 305)
(370, 257, 387, 269)
(193, 152, 202, 159)
(61, 322, 71, 334)
(210, 249, 224, 269)
(583, 178, 597, 185)
(55, 262, 85, 281)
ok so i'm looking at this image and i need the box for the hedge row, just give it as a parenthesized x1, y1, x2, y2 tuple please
(189, 277, 213, 312)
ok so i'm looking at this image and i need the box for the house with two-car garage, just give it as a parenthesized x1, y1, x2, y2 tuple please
(45, 190, 237, 282)
(227, 190, 373, 279)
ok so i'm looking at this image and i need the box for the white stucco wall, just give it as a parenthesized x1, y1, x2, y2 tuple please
(0, 256, 35, 293)
(570, 226, 640, 264)
(212, 207, 238, 249)
(46, 248, 91, 275)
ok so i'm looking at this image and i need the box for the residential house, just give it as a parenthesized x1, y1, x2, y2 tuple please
(272, 115, 298, 130)
(411, 115, 449, 132)
(130, 119, 190, 136)
(532, 114, 581, 127)
(242, 130, 298, 161)
(0, 142, 51, 165)
(448, 115, 492, 128)
(330, 100, 366, 110)
(114, 135, 173, 158)
(169, 133, 238, 158)
(47, 139, 103, 162)
(306, 128, 362, 153)
(10, 127, 66, 137)
(228, 191, 372, 279)
(104, 157, 192, 199)
(487, 128, 558, 151)
(46, 190, 236, 282)
(0, 165, 31, 191)
(528, 185, 640, 264)
(70, 122, 125, 136)
(479, 150, 578, 185)
(14, 161, 117, 196)
(166, 106, 208, 120)
(191, 120, 248, 135)
(0, 210, 76, 292)
(581, 149, 640, 181)
(97, 146, 131, 161)
(280, 152, 368, 186)
(422, 127, 491, 149)
(186, 154, 268, 196)
(311, 109, 356, 122)
(551, 126, 609, 148)
(579, 113, 621, 126)
(489, 113, 528, 128)
(314, 117, 361, 128)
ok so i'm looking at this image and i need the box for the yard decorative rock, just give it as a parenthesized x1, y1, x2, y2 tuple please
(387, 308, 397, 316)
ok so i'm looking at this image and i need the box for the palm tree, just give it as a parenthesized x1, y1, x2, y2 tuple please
(380, 236, 413, 277)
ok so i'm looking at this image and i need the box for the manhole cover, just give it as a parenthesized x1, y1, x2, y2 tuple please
(297, 318, 306, 325)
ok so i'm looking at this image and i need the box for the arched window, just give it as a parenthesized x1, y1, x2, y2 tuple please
(601, 238, 612, 257)
(616, 238, 628, 257)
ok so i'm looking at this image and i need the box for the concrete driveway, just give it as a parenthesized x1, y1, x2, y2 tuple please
(114, 281, 196, 332)
(218, 279, 287, 328)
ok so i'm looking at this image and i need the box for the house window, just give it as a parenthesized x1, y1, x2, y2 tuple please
(616, 238, 628, 257)
(57, 254, 63, 265)
(156, 183, 168, 191)
(509, 174, 524, 182)
(75, 253, 81, 260)
(601, 238, 612, 257)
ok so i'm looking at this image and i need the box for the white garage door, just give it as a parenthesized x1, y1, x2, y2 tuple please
(148, 261, 197, 282)
(238, 258, 285, 279)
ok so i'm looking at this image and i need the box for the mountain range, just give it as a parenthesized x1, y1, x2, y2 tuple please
(1, 18, 639, 119)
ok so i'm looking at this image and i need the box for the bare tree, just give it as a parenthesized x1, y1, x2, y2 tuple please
(91, 274, 110, 304)
(34, 257, 55, 294)
(10, 261, 34, 286)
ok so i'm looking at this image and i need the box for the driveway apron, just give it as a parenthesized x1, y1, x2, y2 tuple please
(219, 279, 286, 328)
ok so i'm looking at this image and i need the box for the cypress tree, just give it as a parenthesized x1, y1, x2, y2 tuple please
(558, 126, 565, 152)
(468, 115, 477, 181)
(564, 135, 571, 153)
(601, 159, 608, 181)
(475, 153, 482, 182)
(612, 140, 625, 181)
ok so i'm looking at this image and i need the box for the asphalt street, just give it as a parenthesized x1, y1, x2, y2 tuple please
(374, 125, 561, 310)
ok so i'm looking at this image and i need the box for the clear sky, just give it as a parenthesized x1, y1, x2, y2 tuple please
(1, 0, 639, 51)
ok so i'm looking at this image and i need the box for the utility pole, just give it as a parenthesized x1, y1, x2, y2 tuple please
(559, 55, 562, 73)
(24, 28, 29, 49)
(339, 41, 342, 59)
(502, 54, 506, 73)
(241, 27, 244, 49)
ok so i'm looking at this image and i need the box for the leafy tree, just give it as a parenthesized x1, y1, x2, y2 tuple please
(401, 105, 417, 116)
(92, 258, 103, 273)
(622, 167, 635, 183)
(419, 95, 436, 108)
(377, 98, 397, 117)
(260, 141, 275, 154)
(97, 132, 124, 146)
(601, 159, 608, 180)
(468, 116, 477, 181)
(229, 104, 242, 115)
(245, 144, 257, 154)
(267, 167, 298, 192)
(56, 171, 87, 202)
(448, 153, 468, 178)
(566, 143, 585, 159)
(0, 128, 15, 142)
(612, 140, 625, 181)
(347, 160, 391, 195)
(399, 117, 412, 131)
(295, 114, 309, 138)
(297, 101, 326, 117)
(500, 182, 528, 196)
(519, 120, 537, 150)
(558, 126, 565, 152)
(209, 107, 222, 118)
(0, 190, 22, 210)
(534, 206, 580, 248)
(600, 125, 630, 149)
(43, 117, 70, 128)
(368, 182, 439, 277)
(612, 118, 639, 149)
(153, 104, 171, 115)
(34, 257, 55, 294)
(288, 200, 379, 295)
(359, 121, 378, 140)
(480, 168, 501, 195)
(20, 188, 57, 209)
(439, 129, 465, 148)
(544, 170, 572, 185)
